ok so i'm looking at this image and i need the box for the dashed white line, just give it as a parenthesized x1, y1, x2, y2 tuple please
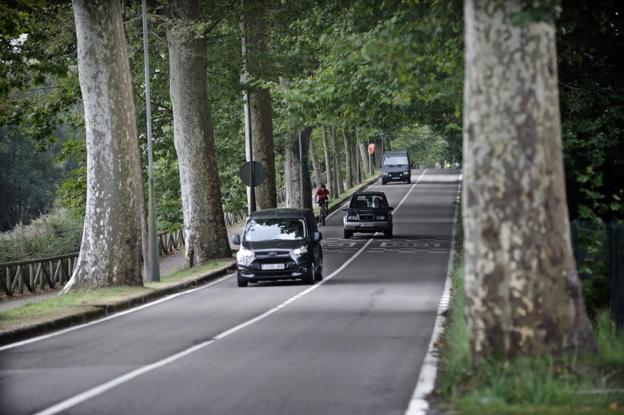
(34, 238, 376, 415)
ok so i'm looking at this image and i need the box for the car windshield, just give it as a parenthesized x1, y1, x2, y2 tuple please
(243, 218, 306, 242)
(350, 194, 387, 210)
(384, 155, 408, 165)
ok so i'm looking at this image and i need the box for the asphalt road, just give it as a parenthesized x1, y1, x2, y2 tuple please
(0, 168, 461, 415)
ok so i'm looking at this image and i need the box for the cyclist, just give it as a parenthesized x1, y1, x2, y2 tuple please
(314, 184, 330, 225)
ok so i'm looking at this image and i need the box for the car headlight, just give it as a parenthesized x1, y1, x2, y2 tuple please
(347, 215, 358, 221)
(402, 171, 409, 175)
(292, 246, 308, 256)
(376, 215, 386, 221)
(236, 247, 254, 265)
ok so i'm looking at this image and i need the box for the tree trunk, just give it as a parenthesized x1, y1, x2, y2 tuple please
(64, 0, 144, 291)
(309, 135, 322, 188)
(342, 127, 353, 189)
(358, 140, 370, 178)
(243, 0, 277, 209)
(332, 127, 344, 194)
(321, 127, 335, 196)
(350, 130, 359, 184)
(167, 0, 231, 267)
(285, 127, 313, 208)
(463, 0, 595, 360)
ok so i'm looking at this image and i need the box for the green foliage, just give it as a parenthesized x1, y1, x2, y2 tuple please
(390, 125, 449, 167)
(0, 208, 82, 263)
(557, 0, 624, 221)
(0, 129, 65, 231)
(439, 202, 623, 414)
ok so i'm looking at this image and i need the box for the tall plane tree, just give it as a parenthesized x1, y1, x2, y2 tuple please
(243, 0, 277, 209)
(463, 0, 595, 359)
(63, 0, 145, 291)
(167, 0, 231, 266)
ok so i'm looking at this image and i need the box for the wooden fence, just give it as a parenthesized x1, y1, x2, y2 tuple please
(0, 209, 254, 298)
(1, 253, 78, 297)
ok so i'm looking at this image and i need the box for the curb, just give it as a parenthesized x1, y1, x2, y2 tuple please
(0, 260, 236, 346)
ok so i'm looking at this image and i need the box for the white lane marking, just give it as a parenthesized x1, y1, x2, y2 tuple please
(392, 169, 428, 214)
(404, 173, 461, 415)
(34, 237, 376, 415)
(0, 273, 235, 352)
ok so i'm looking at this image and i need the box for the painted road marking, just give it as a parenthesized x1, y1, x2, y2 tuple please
(34, 237, 378, 415)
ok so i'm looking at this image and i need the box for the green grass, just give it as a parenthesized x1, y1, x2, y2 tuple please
(0, 258, 234, 332)
(437, 201, 624, 415)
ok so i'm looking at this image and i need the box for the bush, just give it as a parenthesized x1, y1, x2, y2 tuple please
(0, 208, 83, 263)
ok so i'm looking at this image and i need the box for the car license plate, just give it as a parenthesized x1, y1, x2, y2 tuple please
(359, 223, 375, 227)
(261, 263, 285, 270)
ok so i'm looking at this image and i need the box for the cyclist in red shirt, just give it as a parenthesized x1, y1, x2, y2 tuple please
(315, 184, 330, 225)
(315, 184, 330, 204)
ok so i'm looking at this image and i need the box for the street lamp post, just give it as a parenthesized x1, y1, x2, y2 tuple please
(142, 0, 160, 282)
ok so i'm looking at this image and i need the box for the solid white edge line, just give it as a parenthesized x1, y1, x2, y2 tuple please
(31, 169, 431, 414)
(3, 172, 391, 352)
(404, 172, 462, 415)
(0, 273, 235, 352)
(34, 237, 377, 415)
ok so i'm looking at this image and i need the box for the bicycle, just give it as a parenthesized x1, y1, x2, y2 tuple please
(318, 199, 329, 226)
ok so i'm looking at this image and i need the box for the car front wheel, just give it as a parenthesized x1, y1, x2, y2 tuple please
(237, 274, 248, 287)
(344, 229, 353, 239)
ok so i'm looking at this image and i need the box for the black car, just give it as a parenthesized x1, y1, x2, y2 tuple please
(342, 192, 393, 238)
(382, 150, 411, 184)
(232, 208, 323, 287)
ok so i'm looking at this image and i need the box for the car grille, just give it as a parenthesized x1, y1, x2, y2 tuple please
(358, 214, 374, 222)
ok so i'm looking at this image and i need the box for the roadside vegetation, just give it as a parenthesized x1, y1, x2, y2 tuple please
(0, 208, 82, 263)
(437, 201, 624, 414)
(0, 258, 233, 333)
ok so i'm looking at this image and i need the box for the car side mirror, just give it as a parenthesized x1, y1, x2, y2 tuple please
(232, 234, 241, 245)
(388, 206, 394, 211)
(313, 231, 323, 242)
(342, 208, 348, 212)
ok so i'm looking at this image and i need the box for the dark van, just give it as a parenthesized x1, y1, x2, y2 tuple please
(232, 208, 323, 287)
(382, 150, 411, 184)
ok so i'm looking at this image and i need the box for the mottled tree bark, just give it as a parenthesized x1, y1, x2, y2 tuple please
(358, 140, 369, 178)
(243, 0, 276, 209)
(64, 0, 144, 292)
(167, 0, 231, 267)
(331, 127, 344, 194)
(463, 0, 595, 359)
(342, 127, 353, 189)
(321, 127, 336, 195)
(309, 136, 322, 188)
(284, 127, 313, 208)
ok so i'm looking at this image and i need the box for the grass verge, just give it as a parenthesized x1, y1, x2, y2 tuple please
(436, 201, 624, 415)
(0, 258, 234, 334)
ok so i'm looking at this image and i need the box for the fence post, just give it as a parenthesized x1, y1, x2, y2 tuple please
(609, 220, 624, 328)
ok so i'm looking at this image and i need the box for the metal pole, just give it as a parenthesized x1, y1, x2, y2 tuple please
(298, 129, 304, 207)
(142, 0, 160, 282)
(246, 90, 256, 213)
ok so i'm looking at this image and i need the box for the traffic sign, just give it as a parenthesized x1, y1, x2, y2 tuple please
(239, 161, 266, 187)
